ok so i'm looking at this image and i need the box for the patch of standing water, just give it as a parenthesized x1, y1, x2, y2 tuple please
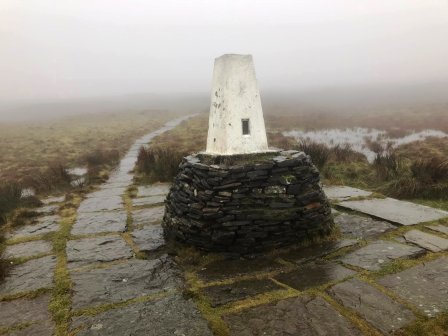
(283, 128, 448, 163)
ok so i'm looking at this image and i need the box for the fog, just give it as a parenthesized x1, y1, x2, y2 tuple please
(1, 0, 448, 119)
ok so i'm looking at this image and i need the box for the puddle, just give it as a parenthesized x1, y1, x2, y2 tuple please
(284, 128, 447, 163)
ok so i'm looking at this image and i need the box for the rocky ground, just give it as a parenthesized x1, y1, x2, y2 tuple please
(1, 119, 448, 335)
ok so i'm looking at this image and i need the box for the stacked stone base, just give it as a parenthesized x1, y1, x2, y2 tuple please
(163, 150, 334, 254)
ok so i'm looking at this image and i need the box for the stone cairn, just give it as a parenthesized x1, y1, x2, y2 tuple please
(163, 150, 334, 253)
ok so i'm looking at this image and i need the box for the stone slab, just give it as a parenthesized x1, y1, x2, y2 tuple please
(0, 256, 56, 296)
(131, 225, 165, 253)
(35, 204, 59, 215)
(279, 239, 358, 265)
(340, 240, 424, 271)
(335, 213, 396, 239)
(3, 240, 53, 259)
(379, 256, 448, 317)
(328, 278, 415, 333)
(131, 206, 165, 226)
(67, 236, 133, 266)
(132, 195, 166, 207)
(339, 197, 448, 225)
(71, 256, 182, 309)
(323, 185, 372, 201)
(274, 261, 356, 291)
(71, 294, 213, 336)
(404, 229, 448, 252)
(137, 184, 171, 197)
(425, 224, 448, 236)
(0, 293, 51, 327)
(202, 279, 283, 307)
(224, 295, 362, 336)
(87, 187, 126, 198)
(198, 257, 284, 282)
(77, 196, 124, 213)
(71, 211, 127, 235)
(10, 320, 55, 336)
(41, 196, 65, 204)
(7, 215, 59, 240)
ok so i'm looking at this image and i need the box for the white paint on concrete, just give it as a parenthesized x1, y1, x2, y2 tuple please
(205, 54, 269, 155)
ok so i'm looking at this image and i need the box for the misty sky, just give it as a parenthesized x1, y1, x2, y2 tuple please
(1, 0, 448, 103)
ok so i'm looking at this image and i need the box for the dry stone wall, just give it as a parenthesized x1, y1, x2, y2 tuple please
(163, 150, 334, 253)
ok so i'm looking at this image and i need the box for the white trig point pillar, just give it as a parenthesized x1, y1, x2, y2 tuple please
(205, 54, 269, 155)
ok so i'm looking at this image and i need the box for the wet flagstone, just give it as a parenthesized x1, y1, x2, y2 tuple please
(323, 185, 372, 201)
(71, 256, 182, 309)
(131, 206, 165, 226)
(77, 196, 124, 213)
(198, 257, 284, 282)
(0, 293, 51, 327)
(279, 239, 358, 265)
(334, 213, 396, 239)
(87, 187, 127, 198)
(340, 240, 424, 271)
(9, 320, 55, 336)
(131, 225, 165, 253)
(132, 195, 166, 207)
(41, 195, 65, 204)
(328, 278, 415, 334)
(403, 229, 448, 252)
(339, 197, 448, 225)
(35, 204, 59, 215)
(3, 240, 53, 259)
(202, 278, 283, 307)
(71, 210, 127, 235)
(224, 295, 362, 336)
(426, 224, 448, 235)
(378, 256, 448, 317)
(71, 293, 213, 336)
(67, 236, 133, 266)
(0, 256, 56, 296)
(274, 260, 356, 291)
(137, 184, 171, 197)
(7, 215, 59, 240)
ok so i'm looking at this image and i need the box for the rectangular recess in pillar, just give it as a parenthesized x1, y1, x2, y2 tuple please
(242, 118, 250, 135)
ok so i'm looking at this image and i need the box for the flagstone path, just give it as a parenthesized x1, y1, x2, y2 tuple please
(1, 135, 448, 335)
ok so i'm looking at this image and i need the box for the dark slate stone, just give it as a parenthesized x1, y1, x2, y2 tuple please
(198, 257, 284, 282)
(274, 261, 356, 291)
(3, 240, 53, 259)
(403, 229, 448, 252)
(340, 240, 424, 271)
(71, 211, 127, 235)
(71, 294, 213, 336)
(7, 215, 59, 240)
(0, 293, 51, 327)
(78, 196, 124, 213)
(224, 295, 362, 336)
(34, 204, 59, 215)
(334, 213, 396, 239)
(132, 195, 166, 207)
(131, 225, 165, 252)
(425, 224, 448, 235)
(71, 256, 182, 309)
(378, 256, 448, 317)
(202, 279, 283, 307)
(67, 236, 133, 267)
(9, 320, 55, 336)
(279, 239, 358, 265)
(0, 256, 56, 296)
(328, 278, 415, 334)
